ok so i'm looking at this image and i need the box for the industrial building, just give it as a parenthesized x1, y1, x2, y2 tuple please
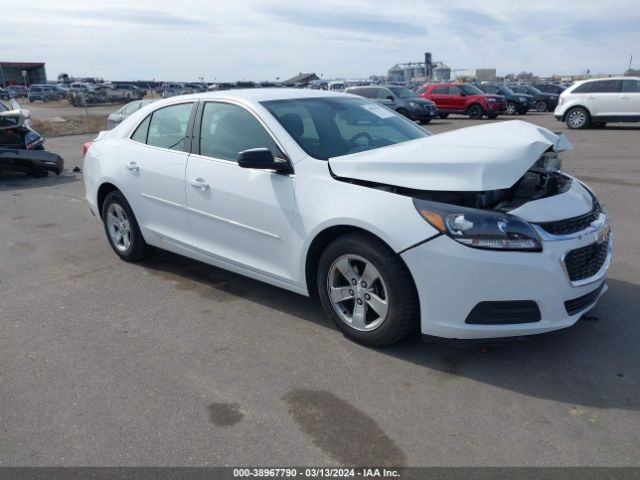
(0, 61, 47, 87)
(387, 53, 451, 83)
(456, 68, 497, 82)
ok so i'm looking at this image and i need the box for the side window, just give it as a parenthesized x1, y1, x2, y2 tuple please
(432, 86, 448, 94)
(200, 102, 280, 161)
(590, 80, 618, 93)
(376, 88, 392, 99)
(572, 82, 592, 93)
(621, 80, 639, 93)
(353, 88, 374, 98)
(131, 115, 151, 143)
(416, 86, 427, 95)
(146, 103, 193, 151)
(449, 86, 462, 95)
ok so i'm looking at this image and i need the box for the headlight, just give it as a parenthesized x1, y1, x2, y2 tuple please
(486, 97, 496, 102)
(413, 199, 542, 251)
(409, 102, 421, 109)
(519, 96, 527, 102)
(558, 96, 565, 105)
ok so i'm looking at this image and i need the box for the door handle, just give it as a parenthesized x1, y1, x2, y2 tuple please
(125, 161, 139, 171)
(621, 96, 630, 100)
(189, 178, 209, 190)
(587, 96, 595, 100)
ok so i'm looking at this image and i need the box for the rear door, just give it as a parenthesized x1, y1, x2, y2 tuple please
(585, 79, 619, 116)
(619, 79, 640, 116)
(429, 85, 450, 110)
(116, 102, 195, 246)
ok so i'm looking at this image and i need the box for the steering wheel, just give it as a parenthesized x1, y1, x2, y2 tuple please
(348, 132, 373, 147)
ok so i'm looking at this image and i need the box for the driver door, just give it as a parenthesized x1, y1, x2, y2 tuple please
(185, 101, 296, 281)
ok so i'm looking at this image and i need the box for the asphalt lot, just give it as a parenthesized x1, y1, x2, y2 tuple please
(1, 111, 639, 466)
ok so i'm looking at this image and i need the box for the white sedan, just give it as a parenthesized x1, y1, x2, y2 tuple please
(83, 89, 611, 346)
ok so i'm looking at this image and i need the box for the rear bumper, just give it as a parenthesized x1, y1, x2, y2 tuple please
(0, 148, 64, 175)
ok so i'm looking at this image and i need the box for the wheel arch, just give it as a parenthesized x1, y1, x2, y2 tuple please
(562, 104, 591, 121)
(97, 182, 120, 219)
(465, 102, 484, 113)
(303, 224, 416, 299)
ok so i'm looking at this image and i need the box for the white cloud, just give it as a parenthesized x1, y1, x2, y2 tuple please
(4, 0, 639, 81)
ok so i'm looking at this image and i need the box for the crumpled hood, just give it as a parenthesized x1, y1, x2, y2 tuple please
(0, 110, 29, 130)
(328, 120, 572, 191)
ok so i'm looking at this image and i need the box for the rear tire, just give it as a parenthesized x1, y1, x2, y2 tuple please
(506, 102, 517, 115)
(101, 190, 152, 262)
(317, 233, 419, 347)
(535, 100, 548, 112)
(486, 112, 498, 119)
(565, 107, 590, 129)
(396, 108, 410, 118)
(467, 104, 484, 120)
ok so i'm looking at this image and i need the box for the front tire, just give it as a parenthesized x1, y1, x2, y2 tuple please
(565, 107, 590, 129)
(396, 108, 409, 118)
(101, 190, 151, 262)
(317, 233, 419, 347)
(467, 104, 484, 120)
(535, 100, 548, 112)
(419, 118, 431, 125)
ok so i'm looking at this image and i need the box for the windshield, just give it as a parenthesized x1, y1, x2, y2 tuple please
(526, 85, 542, 94)
(388, 87, 417, 99)
(499, 85, 516, 96)
(262, 97, 428, 160)
(460, 84, 484, 95)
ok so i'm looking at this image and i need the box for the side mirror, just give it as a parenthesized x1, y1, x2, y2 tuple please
(386, 95, 394, 101)
(237, 148, 292, 174)
(459, 91, 466, 96)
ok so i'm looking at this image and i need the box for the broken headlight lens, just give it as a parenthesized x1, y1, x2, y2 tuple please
(413, 199, 542, 251)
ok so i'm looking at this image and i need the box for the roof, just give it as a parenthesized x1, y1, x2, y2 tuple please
(171, 88, 350, 102)
(0, 62, 45, 68)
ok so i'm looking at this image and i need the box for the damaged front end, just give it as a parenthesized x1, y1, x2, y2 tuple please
(0, 102, 64, 176)
(329, 120, 601, 251)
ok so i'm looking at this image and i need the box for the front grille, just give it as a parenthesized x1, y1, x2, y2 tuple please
(564, 283, 604, 316)
(538, 200, 602, 236)
(564, 239, 609, 282)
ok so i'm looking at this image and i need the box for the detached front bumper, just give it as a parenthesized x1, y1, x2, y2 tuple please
(0, 148, 64, 175)
(401, 222, 611, 339)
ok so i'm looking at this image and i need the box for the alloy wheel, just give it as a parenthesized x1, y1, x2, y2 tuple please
(106, 203, 131, 252)
(567, 109, 587, 128)
(327, 254, 389, 332)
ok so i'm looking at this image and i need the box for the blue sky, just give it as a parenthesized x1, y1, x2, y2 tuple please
(4, 0, 639, 81)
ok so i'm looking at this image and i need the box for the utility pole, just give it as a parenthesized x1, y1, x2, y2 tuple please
(629, 54, 633, 72)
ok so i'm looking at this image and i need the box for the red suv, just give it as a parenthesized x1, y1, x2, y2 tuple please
(418, 83, 507, 119)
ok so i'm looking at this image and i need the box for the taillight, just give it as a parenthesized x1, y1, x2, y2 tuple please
(83, 141, 93, 157)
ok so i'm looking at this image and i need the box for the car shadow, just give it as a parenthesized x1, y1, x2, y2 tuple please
(0, 170, 78, 191)
(140, 250, 638, 411)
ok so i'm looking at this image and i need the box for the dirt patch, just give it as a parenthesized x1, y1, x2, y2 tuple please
(32, 115, 108, 137)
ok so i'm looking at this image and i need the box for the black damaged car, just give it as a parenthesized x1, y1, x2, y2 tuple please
(0, 99, 64, 177)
